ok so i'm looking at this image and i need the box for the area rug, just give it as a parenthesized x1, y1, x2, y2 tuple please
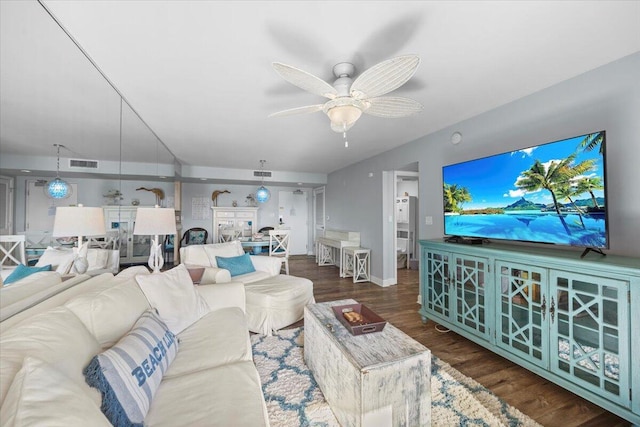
(251, 327, 542, 427)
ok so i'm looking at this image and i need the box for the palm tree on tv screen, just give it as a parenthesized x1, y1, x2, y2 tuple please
(443, 183, 472, 213)
(579, 132, 604, 155)
(516, 154, 595, 215)
(576, 176, 604, 209)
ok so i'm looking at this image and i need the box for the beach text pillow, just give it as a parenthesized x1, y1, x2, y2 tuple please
(83, 310, 178, 426)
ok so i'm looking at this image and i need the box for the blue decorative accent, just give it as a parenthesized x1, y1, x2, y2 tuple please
(256, 186, 270, 203)
(46, 178, 72, 199)
(4, 263, 52, 285)
(252, 328, 326, 426)
(215, 253, 255, 277)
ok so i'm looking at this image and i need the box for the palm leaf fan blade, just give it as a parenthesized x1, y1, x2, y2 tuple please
(350, 55, 420, 99)
(365, 96, 423, 118)
(272, 63, 337, 99)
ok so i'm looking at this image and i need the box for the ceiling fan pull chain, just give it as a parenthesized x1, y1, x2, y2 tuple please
(343, 125, 348, 148)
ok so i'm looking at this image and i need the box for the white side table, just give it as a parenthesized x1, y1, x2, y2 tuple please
(343, 247, 370, 283)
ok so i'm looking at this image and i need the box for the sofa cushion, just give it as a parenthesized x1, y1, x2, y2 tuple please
(0, 307, 102, 406)
(135, 264, 210, 334)
(84, 309, 179, 427)
(3, 263, 52, 286)
(0, 357, 110, 427)
(164, 306, 252, 379)
(35, 246, 75, 274)
(216, 253, 256, 277)
(146, 361, 269, 427)
(180, 245, 212, 267)
(65, 277, 151, 350)
(234, 270, 273, 284)
(203, 240, 244, 267)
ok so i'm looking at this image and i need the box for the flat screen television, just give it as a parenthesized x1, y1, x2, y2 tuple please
(442, 131, 608, 250)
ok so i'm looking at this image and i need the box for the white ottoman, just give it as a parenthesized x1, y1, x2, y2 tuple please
(244, 274, 315, 335)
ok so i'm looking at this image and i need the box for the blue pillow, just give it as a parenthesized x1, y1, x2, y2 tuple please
(3, 264, 52, 286)
(83, 309, 179, 427)
(215, 253, 256, 277)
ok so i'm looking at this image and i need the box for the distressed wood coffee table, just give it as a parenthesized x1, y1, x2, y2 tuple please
(304, 299, 431, 426)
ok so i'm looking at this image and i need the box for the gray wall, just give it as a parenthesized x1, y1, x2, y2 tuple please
(180, 181, 312, 244)
(325, 52, 640, 283)
(13, 176, 174, 231)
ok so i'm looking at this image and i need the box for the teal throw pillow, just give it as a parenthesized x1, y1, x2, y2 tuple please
(83, 309, 178, 427)
(4, 264, 52, 286)
(215, 253, 256, 277)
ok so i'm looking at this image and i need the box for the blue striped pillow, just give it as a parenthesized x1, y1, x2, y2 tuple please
(83, 310, 179, 427)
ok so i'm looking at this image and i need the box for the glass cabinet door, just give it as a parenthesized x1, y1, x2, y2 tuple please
(550, 271, 629, 406)
(452, 254, 490, 340)
(423, 250, 450, 320)
(496, 261, 548, 368)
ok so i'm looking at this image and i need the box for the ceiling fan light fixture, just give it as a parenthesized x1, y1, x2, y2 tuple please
(324, 97, 367, 133)
(327, 105, 362, 131)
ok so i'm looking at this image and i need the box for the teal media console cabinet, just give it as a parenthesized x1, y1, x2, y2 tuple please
(419, 239, 640, 424)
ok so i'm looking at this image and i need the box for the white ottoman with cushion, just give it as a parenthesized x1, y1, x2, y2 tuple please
(180, 241, 316, 335)
(244, 274, 315, 336)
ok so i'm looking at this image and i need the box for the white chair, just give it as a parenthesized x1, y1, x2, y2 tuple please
(268, 229, 290, 275)
(219, 227, 243, 243)
(1, 235, 27, 270)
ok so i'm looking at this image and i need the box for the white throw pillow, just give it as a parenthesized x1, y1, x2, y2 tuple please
(135, 264, 210, 334)
(35, 246, 75, 274)
(204, 241, 244, 267)
(0, 357, 110, 427)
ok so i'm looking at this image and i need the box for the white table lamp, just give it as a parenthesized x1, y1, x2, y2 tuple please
(52, 204, 106, 274)
(133, 205, 176, 273)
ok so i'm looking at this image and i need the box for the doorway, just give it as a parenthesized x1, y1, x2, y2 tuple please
(312, 186, 325, 256)
(383, 165, 419, 287)
(0, 176, 14, 234)
(278, 189, 309, 255)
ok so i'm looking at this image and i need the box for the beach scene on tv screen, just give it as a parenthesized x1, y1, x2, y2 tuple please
(443, 131, 607, 248)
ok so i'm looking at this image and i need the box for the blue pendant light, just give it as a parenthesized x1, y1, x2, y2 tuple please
(255, 160, 270, 203)
(45, 144, 72, 199)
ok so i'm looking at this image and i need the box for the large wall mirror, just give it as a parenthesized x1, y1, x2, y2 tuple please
(0, 0, 176, 262)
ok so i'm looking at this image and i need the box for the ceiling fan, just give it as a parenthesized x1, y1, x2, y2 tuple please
(269, 54, 423, 136)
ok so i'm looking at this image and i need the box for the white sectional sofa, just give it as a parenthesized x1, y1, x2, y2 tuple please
(0, 265, 270, 426)
(180, 240, 315, 335)
(0, 271, 90, 323)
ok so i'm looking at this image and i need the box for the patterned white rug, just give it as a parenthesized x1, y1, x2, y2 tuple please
(251, 327, 542, 427)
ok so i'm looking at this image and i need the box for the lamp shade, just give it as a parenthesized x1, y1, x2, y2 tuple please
(133, 207, 177, 236)
(52, 206, 106, 237)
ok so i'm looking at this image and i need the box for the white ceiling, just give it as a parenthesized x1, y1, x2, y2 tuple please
(1, 1, 639, 178)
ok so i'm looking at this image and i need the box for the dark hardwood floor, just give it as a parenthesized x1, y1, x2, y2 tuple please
(286, 255, 630, 427)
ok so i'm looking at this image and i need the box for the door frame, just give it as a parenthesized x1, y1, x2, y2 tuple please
(0, 176, 14, 234)
(312, 186, 325, 256)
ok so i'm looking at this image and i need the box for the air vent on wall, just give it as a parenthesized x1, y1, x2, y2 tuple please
(253, 170, 272, 178)
(69, 159, 99, 169)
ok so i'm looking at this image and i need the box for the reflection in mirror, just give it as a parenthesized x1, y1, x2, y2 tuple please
(0, 1, 176, 266)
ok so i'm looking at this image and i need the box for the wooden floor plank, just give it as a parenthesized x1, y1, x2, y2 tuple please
(287, 255, 631, 427)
